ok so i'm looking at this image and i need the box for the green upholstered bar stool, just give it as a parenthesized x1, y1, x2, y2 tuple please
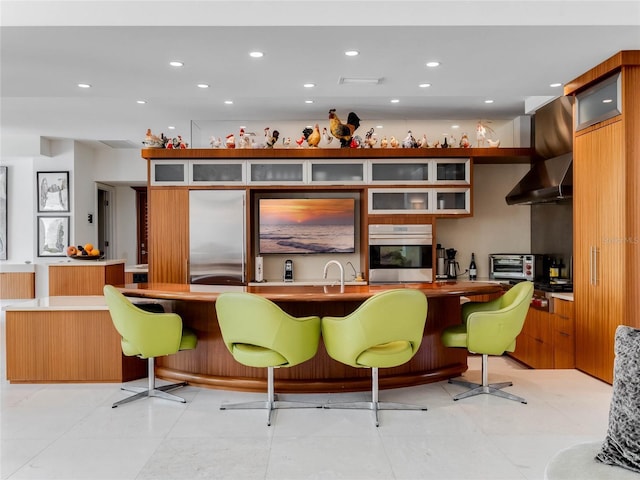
(215, 292, 322, 426)
(441, 280, 534, 403)
(103, 285, 198, 408)
(321, 289, 428, 427)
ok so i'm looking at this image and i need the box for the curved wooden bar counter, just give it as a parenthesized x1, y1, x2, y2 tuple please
(118, 282, 504, 393)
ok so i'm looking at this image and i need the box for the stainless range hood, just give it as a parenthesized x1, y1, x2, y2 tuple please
(505, 152, 572, 205)
(506, 95, 574, 205)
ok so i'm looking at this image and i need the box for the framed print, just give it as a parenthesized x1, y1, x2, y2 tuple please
(0, 166, 6, 260)
(38, 216, 69, 257)
(37, 171, 69, 212)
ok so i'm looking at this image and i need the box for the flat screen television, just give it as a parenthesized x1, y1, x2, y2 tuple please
(258, 198, 356, 254)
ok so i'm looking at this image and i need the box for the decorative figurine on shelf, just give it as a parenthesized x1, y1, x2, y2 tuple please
(402, 130, 418, 148)
(305, 124, 321, 148)
(364, 128, 377, 148)
(177, 135, 188, 149)
(143, 129, 165, 148)
(328, 109, 361, 148)
(283, 137, 291, 148)
(459, 133, 471, 148)
(476, 120, 496, 147)
(322, 127, 333, 145)
(487, 138, 501, 148)
(225, 133, 235, 149)
(441, 136, 449, 148)
(380, 136, 388, 148)
(264, 128, 279, 148)
(350, 135, 362, 148)
(209, 136, 223, 148)
(389, 136, 399, 148)
(419, 134, 429, 148)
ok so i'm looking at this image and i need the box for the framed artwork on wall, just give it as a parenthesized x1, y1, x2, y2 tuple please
(0, 166, 6, 260)
(37, 171, 69, 212)
(38, 216, 69, 257)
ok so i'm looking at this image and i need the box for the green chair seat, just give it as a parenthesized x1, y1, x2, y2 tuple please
(440, 281, 533, 403)
(215, 292, 322, 426)
(322, 289, 428, 426)
(104, 285, 198, 408)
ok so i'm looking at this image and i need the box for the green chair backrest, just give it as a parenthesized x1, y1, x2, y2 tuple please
(465, 281, 534, 355)
(103, 285, 183, 359)
(215, 292, 321, 368)
(321, 289, 428, 368)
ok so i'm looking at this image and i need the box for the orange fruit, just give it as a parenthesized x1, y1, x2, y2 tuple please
(90, 249, 100, 257)
(84, 243, 94, 252)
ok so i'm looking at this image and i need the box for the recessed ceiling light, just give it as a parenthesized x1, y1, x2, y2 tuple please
(224, 100, 233, 105)
(426, 61, 440, 67)
(305, 100, 314, 104)
(136, 100, 147, 104)
(168, 126, 175, 130)
(249, 51, 264, 58)
(303, 83, 316, 88)
(550, 83, 562, 88)
(345, 50, 359, 57)
(197, 84, 209, 89)
(169, 61, 184, 67)
(484, 99, 494, 104)
(390, 99, 400, 103)
(419, 83, 431, 88)
(376, 125, 383, 129)
(77, 83, 91, 88)
(452, 125, 460, 129)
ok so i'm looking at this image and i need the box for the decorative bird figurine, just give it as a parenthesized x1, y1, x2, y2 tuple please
(402, 130, 418, 148)
(225, 134, 235, 149)
(305, 124, 321, 148)
(283, 137, 291, 148)
(364, 128, 377, 148)
(328, 109, 361, 148)
(487, 139, 501, 148)
(295, 134, 306, 148)
(380, 136, 388, 148)
(419, 134, 429, 148)
(459, 133, 471, 148)
(264, 128, 279, 148)
(209, 136, 223, 148)
(322, 127, 333, 145)
(389, 136, 399, 148)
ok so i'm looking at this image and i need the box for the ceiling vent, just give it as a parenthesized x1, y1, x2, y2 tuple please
(99, 140, 139, 149)
(338, 77, 382, 85)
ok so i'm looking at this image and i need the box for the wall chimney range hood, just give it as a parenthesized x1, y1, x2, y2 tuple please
(505, 152, 573, 205)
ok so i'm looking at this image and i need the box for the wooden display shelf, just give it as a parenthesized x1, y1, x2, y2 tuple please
(142, 147, 535, 164)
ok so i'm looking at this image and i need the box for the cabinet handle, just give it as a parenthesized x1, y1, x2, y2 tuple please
(590, 246, 599, 286)
(559, 332, 571, 337)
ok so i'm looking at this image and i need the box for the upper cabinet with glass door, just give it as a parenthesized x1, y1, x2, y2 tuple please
(150, 160, 189, 186)
(309, 160, 366, 184)
(432, 158, 471, 185)
(368, 159, 431, 184)
(189, 160, 245, 185)
(248, 160, 306, 185)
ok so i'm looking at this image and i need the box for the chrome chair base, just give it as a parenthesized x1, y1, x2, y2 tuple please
(112, 357, 188, 408)
(448, 354, 527, 404)
(323, 367, 427, 427)
(219, 367, 322, 426)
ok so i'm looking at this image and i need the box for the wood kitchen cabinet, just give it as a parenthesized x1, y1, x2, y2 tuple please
(510, 307, 554, 369)
(565, 51, 640, 384)
(148, 188, 189, 283)
(553, 299, 575, 369)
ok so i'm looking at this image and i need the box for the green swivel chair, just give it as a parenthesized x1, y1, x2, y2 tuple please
(321, 289, 428, 426)
(441, 280, 534, 403)
(103, 285, 198, 408)
(215, 292, 322, 426)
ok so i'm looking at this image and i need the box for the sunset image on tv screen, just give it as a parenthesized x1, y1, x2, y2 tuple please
(259, 198, 355, 254)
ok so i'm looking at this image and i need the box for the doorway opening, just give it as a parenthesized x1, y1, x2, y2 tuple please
(97, 184, 115, 259)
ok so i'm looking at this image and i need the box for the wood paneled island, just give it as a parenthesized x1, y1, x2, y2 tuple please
(116, 281, 504, 393)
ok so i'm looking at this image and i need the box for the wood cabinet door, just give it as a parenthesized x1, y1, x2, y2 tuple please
(148, 188, 189, 283)
(574, 121, 625, 383)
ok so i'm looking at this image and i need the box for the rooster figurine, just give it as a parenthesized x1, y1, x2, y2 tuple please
(322, 127, 333, 145)
(364, 128, 377, 148)
(389, 136, 399, 148)
(328, 109, 361, 148)
(305, 124, 321, 148)
(402, 130, 418, 148)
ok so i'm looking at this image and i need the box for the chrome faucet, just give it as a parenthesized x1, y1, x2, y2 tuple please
(323, 260, 345, 291)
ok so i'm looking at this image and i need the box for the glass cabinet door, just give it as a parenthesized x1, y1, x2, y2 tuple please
(310, 161, 365, 183)
(150, 160, 189, 185)
(434, 188, 471, 214)
(248, 161, 305, 184)
(369, 160, 430, 184)
(368, 188, 432, 213)
(190, 160, 245, 185)
(433, 158, 470, 184)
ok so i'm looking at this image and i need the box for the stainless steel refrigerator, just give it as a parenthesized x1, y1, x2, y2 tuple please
(189, 190, 246, 285)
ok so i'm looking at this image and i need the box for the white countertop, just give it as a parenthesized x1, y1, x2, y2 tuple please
(3, 295, 167, 311)
(0, 263, 36, 273)
(551, 292, 574, 302)
(125, 264, 148, 273)
(49, 259, 126, 267)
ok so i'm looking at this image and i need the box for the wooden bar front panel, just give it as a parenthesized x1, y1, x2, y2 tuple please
(0, 272, 35, 299)
(48, 263, 125, 296)
(5, 310, 146, 383)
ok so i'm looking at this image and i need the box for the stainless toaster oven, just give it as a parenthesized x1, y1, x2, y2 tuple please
(489, 254, 536, 281)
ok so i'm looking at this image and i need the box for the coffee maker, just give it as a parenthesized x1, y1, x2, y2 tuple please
(445, 248, 461, 279)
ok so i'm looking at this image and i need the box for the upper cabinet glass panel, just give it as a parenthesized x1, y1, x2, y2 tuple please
(433, 158, 470, 184)
(369, 160, 430, 184)
(190, 160, 245, 185)
(576, 72, 621, 131)
(310, 161, 365, 183)
(150, 160, 189, 185)
(248, 161, 305, 184)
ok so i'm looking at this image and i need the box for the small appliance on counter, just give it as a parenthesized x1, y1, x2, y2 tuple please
(283, 259, 294, 282)
(445, 248, 462, 279)
(436, 244, 447, 279)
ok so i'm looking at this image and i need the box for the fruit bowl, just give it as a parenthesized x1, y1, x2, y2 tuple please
(69, 254, 104, 261)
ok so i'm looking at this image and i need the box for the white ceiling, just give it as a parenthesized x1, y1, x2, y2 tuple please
(1, 1, 639, 149)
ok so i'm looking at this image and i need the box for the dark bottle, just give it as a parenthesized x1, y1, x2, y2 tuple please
(469, 253, 477, 280)
(549, 258, 560, 279)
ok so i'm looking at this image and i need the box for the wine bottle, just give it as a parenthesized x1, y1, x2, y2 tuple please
(469, 253, 477, 280)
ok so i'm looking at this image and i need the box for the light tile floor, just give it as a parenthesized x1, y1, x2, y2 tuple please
(1, 302, 613, 480)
